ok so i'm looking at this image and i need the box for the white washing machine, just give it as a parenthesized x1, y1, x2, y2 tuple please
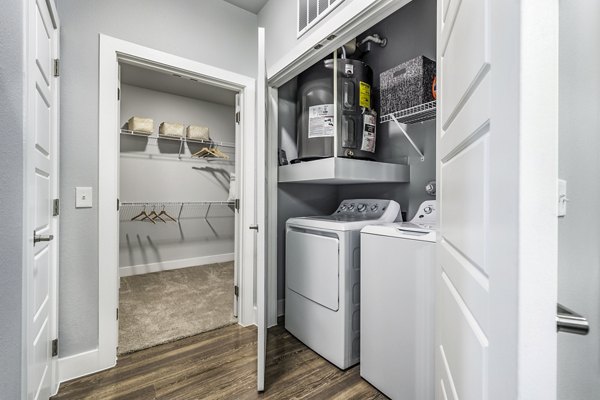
(360, 200, 437, 400)
(285, 199, 401, 370)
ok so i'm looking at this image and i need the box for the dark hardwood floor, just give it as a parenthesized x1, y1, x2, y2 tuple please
(52, 322, 385, 399)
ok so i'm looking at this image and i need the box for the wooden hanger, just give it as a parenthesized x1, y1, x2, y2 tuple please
(157, 205, 177, 222)
(192, 144, 229, 160)
(145, 205, 162, 223)
(131, 204, 153, 223)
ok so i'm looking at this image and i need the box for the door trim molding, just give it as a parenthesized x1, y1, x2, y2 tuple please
(95, 34, 257, 375)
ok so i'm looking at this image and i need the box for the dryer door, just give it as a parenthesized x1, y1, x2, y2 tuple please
(286, 230, 339, 311)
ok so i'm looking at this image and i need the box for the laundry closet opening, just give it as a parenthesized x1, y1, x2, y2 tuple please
(116, 62, 241, 355)
(268, 0, 437, 395)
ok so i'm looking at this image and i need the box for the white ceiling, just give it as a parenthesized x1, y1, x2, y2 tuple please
(223, 0, 269, 14)
(120, 64, 237, 107)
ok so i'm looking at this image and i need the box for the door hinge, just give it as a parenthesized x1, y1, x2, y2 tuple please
(51, 338, 58, 357)
(235, 112, 241, 124)
(117, 198, 120, 211)
(53, 198, 60, 216)
(234, 198, 240, 210)
(249, 224, 259, 232)
(53, 59, 60, 77)
(234, 285, 239, 297)
(117, 88, 121, 101)
(116, 308, 119, 320)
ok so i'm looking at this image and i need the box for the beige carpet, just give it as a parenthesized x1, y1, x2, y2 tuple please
(118, 262, 237, 355)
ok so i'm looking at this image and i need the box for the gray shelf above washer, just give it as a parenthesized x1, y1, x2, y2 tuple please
(278, 158, 410, 185)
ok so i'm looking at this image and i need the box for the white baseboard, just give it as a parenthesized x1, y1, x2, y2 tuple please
(277, 298, 285, 317)
(58, 348, 113, 384)
(119, 253, 235, 277)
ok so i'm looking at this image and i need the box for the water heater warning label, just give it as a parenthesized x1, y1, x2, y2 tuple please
(308, 104, 335, 138)
(359, 82, 371, 109)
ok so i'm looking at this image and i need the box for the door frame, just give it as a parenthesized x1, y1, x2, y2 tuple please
(95, 34, 257, 373)
(262, 0, 559, 396)
(23, 0, 61, 396)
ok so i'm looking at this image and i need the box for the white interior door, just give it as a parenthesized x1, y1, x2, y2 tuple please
(26, 0, 60, 398)
(256, 26, 268, 392)
(436, 0, 558, 399)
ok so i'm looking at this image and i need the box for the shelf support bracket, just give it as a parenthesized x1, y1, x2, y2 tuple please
(391, 114, 425, 161)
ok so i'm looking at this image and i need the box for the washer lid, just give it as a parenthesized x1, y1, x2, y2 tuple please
(361, 222, 437, 242)
(287, 217, 390, 232)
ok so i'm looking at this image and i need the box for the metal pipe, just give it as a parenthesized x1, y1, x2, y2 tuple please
(359, 34, 387, 47)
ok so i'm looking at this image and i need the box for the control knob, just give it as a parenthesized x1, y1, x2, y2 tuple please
(424, 206, 434, 214)
(357, 204, 367, 212)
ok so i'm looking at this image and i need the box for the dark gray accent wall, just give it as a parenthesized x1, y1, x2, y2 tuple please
(0, 1, 25, 398)
(55, 0, 258, 357)
(339, 0, 437, 220)
(275, 0, 436, 300)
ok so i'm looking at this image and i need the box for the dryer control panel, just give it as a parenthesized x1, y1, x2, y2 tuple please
(334, 199, 401, 222)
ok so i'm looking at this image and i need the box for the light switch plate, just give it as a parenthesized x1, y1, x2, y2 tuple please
(558, 179, 567, 217)
(76, 187, 93, 208)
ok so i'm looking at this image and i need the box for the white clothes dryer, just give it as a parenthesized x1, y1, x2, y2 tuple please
(285, 199, 401, 370)
(359, 200, 438, 400)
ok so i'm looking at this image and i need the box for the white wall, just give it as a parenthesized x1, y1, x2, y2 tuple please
(55, 0, 257, 358)
(0, 2, 25, 397)
(119, 84, 235, 274)
(558, 0, 600, 398)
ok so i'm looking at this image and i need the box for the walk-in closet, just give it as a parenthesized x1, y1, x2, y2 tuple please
(117, 64, 239, 354)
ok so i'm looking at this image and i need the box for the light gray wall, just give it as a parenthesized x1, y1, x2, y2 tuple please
(0, 2, 24, 397)
(258, 0, 360, 69)
(119, 84, 235, 271)
(557, 1, 600, 398)
(56, 0, 257, 357)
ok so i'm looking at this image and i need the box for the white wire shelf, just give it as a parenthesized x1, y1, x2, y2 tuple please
(380, 101, 437, 124)
(120, 201, 235, 206)
(120, 129, 234, 163)
(120, 201, 236, 222)
(380, 101, 437, 162)
(120, 129, 235, 148)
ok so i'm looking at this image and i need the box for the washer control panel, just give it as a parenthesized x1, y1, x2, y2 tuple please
(410, 200, 438, 225)
(334, 199, 401, 222)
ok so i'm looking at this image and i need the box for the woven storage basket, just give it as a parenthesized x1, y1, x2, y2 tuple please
(186, 125, 210, 141)
(127, 117, 154, 134)
(159, 122, 185, 138)
(379, 56, 436, 117)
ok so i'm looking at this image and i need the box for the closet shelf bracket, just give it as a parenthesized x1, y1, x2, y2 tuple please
(390, 114, 425, 162)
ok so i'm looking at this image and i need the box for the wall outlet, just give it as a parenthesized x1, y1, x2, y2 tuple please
(76, 187, 93, 208)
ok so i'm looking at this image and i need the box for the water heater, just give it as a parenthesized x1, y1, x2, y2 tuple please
(296, 58, 376, 162)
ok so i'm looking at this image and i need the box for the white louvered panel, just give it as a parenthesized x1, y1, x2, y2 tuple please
(297, 0, 344, 37)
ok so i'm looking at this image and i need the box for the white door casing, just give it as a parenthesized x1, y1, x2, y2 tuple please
(436, 0, 558, 399)
(256, 26, 268, 392)
(25, 0, 60, 398)
(89, 35, 258, 383)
